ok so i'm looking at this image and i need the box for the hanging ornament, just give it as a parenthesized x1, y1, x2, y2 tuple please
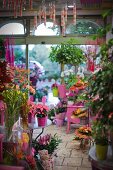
(49, 2, 53, 20)
(14, 1, 17, 18)
(64, 4, 68, 23)
(29, 0, 33, 10)
(53, 3, 56, 26)
(3, 0, 6, 8)
(34, 15, 37, 30)
(62, 25, 66, 36)
(44, 9, 46, 26)
(73, 3, 76, 25)
(38, 9, 42, 24)
(61, 9, 65, 27)
(19, 0, 23, 17)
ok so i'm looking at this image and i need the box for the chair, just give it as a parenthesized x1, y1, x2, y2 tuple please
(66, 104, 85, 133)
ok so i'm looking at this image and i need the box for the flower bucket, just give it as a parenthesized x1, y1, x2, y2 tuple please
(58, 84, 66, 99)
(52, 88, 58, 97)
(55, 118, 64, 127)
(96, 144, 108, 160)
(55, 112, 65, 120)
(38, 116, 47, 127)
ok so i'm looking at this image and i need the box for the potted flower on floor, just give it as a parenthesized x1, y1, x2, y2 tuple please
(54, 101, 67, 127)
(34, 103, 49, 127)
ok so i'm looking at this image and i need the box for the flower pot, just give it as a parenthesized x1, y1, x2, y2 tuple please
(55, 112, 65, 120)
(37, 116, 47, 127)
(55, 118, 64, 127)
(52, 88, 58, 97)
(96, 144, 108, 160)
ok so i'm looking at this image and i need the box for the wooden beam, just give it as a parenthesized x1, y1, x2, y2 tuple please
(0, 9, 106, 18)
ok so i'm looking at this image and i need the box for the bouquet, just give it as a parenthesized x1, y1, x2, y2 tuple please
(71, 108, 87, 118)
(74, 126, 92, 140)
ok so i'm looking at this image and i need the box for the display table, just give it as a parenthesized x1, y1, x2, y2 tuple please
(89, 146, 113, 170)
(66, 104, 85, 133)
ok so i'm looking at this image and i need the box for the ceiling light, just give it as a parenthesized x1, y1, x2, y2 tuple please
(68, 5, 74, 8)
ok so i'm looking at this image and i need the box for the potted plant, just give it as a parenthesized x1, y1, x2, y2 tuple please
(92, 120, 108, 160)
(51, 83, 59, 97)
(86, 9, 113, 159)
(54, 101, 67, 127)
(34, 103, 49, 127)
(32, 134, 62, 169)
(49, 39, 86, 83)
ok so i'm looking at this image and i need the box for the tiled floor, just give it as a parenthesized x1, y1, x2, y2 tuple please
(33, 123, 92, 170)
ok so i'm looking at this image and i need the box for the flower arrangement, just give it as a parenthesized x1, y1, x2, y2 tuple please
(74, 126, 92, 149)
(55, 101, 67, 114)
(33, 133, 61, 155)
(71, 108, 87, 118)
(74, 126, 92, 140)
(67, 92, 77, 103)
(34, 103, 49, 118)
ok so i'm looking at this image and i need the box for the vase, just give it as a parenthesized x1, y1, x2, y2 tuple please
(96, 144, 108, 160)
(52, 88, 58, 97)
(38, 116, 47, 127)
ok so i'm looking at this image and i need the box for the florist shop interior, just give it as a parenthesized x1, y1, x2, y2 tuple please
(0, 0, 113, 170)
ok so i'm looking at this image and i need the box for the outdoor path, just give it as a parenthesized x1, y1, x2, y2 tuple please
(33, 124, 92, 170)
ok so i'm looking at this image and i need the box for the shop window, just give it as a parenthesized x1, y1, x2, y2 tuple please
(34, 22, 60, 36)
(0, 23, 25, 35)
(66, 20, 100, 35)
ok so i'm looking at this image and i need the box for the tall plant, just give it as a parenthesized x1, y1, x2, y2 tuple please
(88, 9, 113, 133)
(49, 39, 86, 83)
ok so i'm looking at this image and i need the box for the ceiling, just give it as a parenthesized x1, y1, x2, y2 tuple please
(0, 0, 112, 18)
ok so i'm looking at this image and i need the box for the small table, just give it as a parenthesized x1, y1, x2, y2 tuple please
(89, 146, 113, 170)
(29, 118, 52, 142)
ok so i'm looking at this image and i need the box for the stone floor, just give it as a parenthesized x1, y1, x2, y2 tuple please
(33, 123, 92, 170)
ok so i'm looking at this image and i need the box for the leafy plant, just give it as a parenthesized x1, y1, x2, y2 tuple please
(92, 121, 108, 146)
(49, 39, 85, 66)
(33, 134, 62, 155)
(48, 108, 55, 120)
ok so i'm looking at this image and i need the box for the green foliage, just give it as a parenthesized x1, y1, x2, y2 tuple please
(88, 63, 113, 123)
(49, 39, 85, 65)
(48, 108, 55, 119)
(92, 121, 108, 145)
(65, 74, 78, 89)
(33, 134, 62, 155)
